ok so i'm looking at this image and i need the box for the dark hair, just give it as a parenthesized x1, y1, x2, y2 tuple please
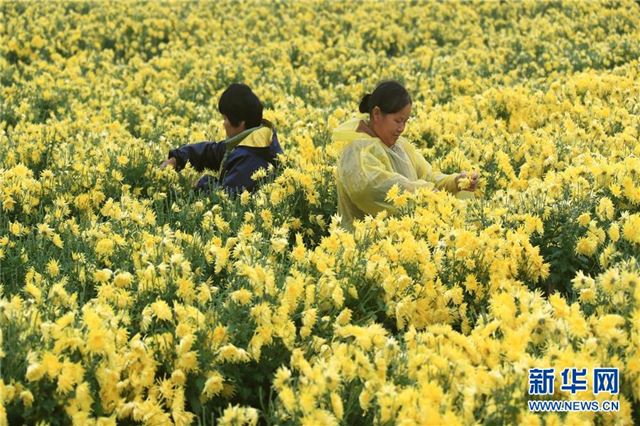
(358, 80, 411, 115)
(218, 83, 263, 128)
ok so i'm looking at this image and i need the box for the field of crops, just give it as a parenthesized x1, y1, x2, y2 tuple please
(1, 1, 640, 424)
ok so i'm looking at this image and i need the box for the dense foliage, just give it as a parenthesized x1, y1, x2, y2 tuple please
(1, 1, 640, 424)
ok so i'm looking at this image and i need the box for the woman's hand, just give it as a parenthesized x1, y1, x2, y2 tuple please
(160, 157, 177, 170)
(456, 171, 480, 191)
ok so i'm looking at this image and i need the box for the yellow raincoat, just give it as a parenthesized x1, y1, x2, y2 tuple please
(334, 117, 473, 230)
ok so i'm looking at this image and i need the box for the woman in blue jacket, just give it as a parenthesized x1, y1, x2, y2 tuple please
(160, 84, 283, 193)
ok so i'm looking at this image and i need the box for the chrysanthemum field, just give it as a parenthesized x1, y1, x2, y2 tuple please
(1, 1, 640, 425)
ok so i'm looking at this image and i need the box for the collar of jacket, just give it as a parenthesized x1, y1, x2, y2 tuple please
(333, 116, 378, 153)
(219, 119, 275, 170)
(224, 119, 275, 152)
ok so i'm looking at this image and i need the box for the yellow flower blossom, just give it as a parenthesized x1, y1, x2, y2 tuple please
(93, 269, 112, 283)
(151, 300, 173, 321)
(46, 259, 60, 277)
(622, 214, 640, 244)
(202, 372, 224, 400)
(230, 289, 252, 306)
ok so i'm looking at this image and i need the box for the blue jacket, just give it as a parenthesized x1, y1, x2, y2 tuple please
(168, 122, 283, 193)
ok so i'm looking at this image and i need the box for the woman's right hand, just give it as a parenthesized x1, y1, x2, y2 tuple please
(456, 171, 479, 191)
(160, 157, 177, 170)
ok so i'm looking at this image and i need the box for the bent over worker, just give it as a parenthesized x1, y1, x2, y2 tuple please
(334, 80, 479, 231)
(161, 83, 283, 194)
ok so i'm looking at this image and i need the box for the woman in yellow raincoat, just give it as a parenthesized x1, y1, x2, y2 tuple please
(335, 81, 479, 231)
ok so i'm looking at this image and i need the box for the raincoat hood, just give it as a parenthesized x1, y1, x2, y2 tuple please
(333, 117, 372, 141)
